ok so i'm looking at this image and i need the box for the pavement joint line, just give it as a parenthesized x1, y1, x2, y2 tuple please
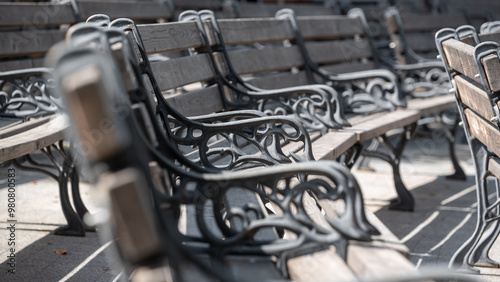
(440, 186, 476, 205)
(429, 213, 473, 253)
(401, 211, 440, 243)
(58, 240, 112, 282)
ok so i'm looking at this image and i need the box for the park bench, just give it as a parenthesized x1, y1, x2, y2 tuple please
(441, 0, 500, 30)
(436, 26, 500, 272)
(52, 21, 417, 281)
(0, 0, 173, 236)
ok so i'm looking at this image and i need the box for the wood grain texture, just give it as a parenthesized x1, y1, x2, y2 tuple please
(216, 18, 294, 45)
(228, 46, 304, 75)
(306, 39, 374, 64)
(0, 115, 68, 162)
(0, 29, 65, 57)
(406, 94, 457, 116)
(464, 108, 500, 157)
(348, 110, 420, 142)
(443, 38, 500, 93)
(0, 3, 75, 27)
(152, 53, 215, 90)
(489, 157, 500, 180)
(138, 22, 203, 54)
(455, 75, 496, 122)
(166, 85, 225, 117)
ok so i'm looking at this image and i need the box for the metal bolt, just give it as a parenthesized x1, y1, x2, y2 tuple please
(475, 74, 480, 78)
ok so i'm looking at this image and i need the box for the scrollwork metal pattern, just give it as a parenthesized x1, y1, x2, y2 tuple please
(0, 68, 61, 119)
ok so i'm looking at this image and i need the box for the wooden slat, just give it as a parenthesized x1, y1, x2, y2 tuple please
(406, 94, 457, 116)
(347, 110, 421, 142)
(78, 2, 171, 20)
(0, 29, 65, 57)
(393, 33, 438, 53)
(228, 46, 304, 75)
(0, 115, 68, 162)
(0, 116, 52, 139)
(489, 157, 500, 180)
(387, 13, 466, 33)
(443, 39, 500, 93)
(248, 71, 310, 89)
(152, 53, 215, 91)
(465, 108, 500, 157)
(0, 58, 36, 72)
(237, 3, 336, 18)
(298, 17, 365, 39)
(306, 39, 373, 64)
(442, 39, 481, 84)
(216, 18, 294, 45)
(321, 61, 376, 74)
(166, 85, 224, 117)
(455, 75, 496, 122)
(138, 22, 203, 55)
(0, 3, 75, 27)
(287, 247, 357, 281)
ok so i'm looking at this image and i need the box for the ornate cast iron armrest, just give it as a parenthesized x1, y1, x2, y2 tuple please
(0, 68, 62, 119)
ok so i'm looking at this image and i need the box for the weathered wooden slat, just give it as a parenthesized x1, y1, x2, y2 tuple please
(442, 39, 481, 84)
(455, 75, 496, 122)
(489, 157, 500, 180)
(386, 13, 466, 33)
(0, 3, 76, 27)
(236, 3, 335, 18)
(138, 22, 203, 55)
(0, 29, 65, 57)
(298, 17, 365, 39)
(321, 61, 376, 74)
(78, 2, 172, 20)
(216, 19, 294, 45)
(166, 85, 224, 117)
(228, 46, 304, 75)
(393, 33, 438, 53)
(0, 115, 68, 162)
(464, 108, 500, 157)
(306, 39, 374, 64)
(443, 39, 500, 93)
(0, 58, 36, 72)
(406, 94, 456, 116)
(152, 53, 215, 91)
(0, 116, 52, 139)
(249, 71, 310, 89)
(348, 110, 421, 142)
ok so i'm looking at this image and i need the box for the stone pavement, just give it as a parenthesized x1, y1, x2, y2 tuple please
(1, 130, 500, 281)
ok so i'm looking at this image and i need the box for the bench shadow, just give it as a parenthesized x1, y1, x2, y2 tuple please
(373, 175, 491, 268)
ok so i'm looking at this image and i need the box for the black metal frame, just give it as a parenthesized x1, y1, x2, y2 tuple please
(0, 68, 91, 236)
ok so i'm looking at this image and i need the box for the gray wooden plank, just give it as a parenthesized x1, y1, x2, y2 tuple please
(455, 75, 496, 122)
(0, 29, 65, 57)
(151, 53, 216, 91)
(166, 85, 224, 117)
(138, 22, 203, 54)
(0, 115, 67, 162)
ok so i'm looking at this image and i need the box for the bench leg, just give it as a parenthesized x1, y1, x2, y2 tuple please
(448, 141, 496, 272)
(361, 124, 417, 212)
(10, 145, 86, 236)
(54, 158, 86, 236)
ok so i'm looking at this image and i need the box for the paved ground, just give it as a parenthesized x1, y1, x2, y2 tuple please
(1, 130, 500, 281)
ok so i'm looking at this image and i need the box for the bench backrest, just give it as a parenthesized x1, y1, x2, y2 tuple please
(385, 7, 467, 63)
(135, 13, 377, 117)
(0, 1, 172, 71)
(437, 33, 500, 157)
(232, 2, 338, 18)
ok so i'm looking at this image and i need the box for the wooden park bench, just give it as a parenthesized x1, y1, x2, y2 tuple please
(436, 26, 500, 272)
(0, 0, 173, 236)
(49, 17, 420, 281)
